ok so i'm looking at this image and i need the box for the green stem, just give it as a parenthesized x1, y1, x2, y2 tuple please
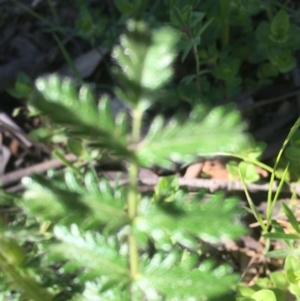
(216, 152, 274, 174)
(220, 0, 231, 47)
(127, 108, 142, 297)
(193, 44, 201, 91)
(46, 0, 59, 24)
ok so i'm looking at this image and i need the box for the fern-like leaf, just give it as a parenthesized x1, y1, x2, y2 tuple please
(135, 192, 246, 249)
(48, 225, 128, 282)
(22, 173, 129, 231)
(137, 105, 253, 167)
(70, 277, 130, 301)
(137, 251, 238, 300)
(113, 20, 177, 110)
(30, 75, 131, 157)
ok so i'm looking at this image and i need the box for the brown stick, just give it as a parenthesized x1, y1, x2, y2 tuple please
(0, 154, 77, 186)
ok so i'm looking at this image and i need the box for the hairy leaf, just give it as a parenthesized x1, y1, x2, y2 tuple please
(71, 277, 130, 301)
(30, 75, 131, 157)
(113, 20, 177, 110)
(135, 192, 246, 249)
(137, 251, 238, 300)
(49, 225, 128, 281)
(137, 105, 252, 167)
(22, 173, 129, 231)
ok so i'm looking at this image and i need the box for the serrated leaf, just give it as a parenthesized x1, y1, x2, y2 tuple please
(137, 105, 252, 167)
(135, 192, 246, 247)
(113, 20, 177, 110)
(22, 173, 129, 231)
(31, 75, 131, 157)
(71, 278, 130, 301)
(50, 225, 128, 280)
(137, 251, 238, 299)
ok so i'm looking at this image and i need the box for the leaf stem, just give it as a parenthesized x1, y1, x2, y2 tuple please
(127, 108, 143, 297)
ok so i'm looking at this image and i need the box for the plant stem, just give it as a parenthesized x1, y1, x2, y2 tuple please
(193, 43, 201, 90)
(220, 0, 231, 47)
(127, 108, 143, 297)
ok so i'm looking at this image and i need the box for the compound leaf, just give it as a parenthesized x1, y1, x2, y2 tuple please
(49, 225, 128, 281)
(31, 75, 131, 157)
(137, 105, 252, 167)
(135, 192, 246, 249)
(137, 251, 238, 300)
(113, 20, 177, 111)
(22, 173, 129, 231)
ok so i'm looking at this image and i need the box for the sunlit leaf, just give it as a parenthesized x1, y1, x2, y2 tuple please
(137, 105, 252, 167)
(49, 225, 128, 281)
(30, 75, 131, 157)
(137, 251, 238, 299)
(22, 173, 129, 231)
(135, 192, 246, 249)
(113, 20, 177, 110)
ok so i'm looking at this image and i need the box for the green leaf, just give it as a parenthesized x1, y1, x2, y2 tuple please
(227, 161, 240, 179)
(240, 0, 262, 15)
(31, 75, 131, 157)
(270, 271, 289, 290)
(135, 192, 246, 249)
(6, 72, 33, 99)
(171, 5, 186, 27)
(137, 105, 252, 167)
(236, 284, 256, 297)
(0, 252, 53, 301)
(270, 10, 289, 43)
(239, 162, 260, 182)
(71, 278, 130, 301)
(154, 176, 179, 203)
(285, 146, 300, 161)
(50, 225, 129, 280)
(264, 232, 300, 240)
(266, 249, 300, 258)
(0, 237, 25, 266)
(181, 5, 192, 27)
(213, 58, 241, 80)
(285, 255, 300, 285)
(257, 62, 279, 79)
(267, 48, 296, 73)
(113, 20, 177, 111)
(138, 251, 238, 299)
(290, 130, 300, 147)
(67, 138, 84, 157)
(22, 173, 129, 231)
(190, 11, 205, 27)
(255, 21, 271, 44)
(252, 289, 276, 301)
(281, 202, 300, 234)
